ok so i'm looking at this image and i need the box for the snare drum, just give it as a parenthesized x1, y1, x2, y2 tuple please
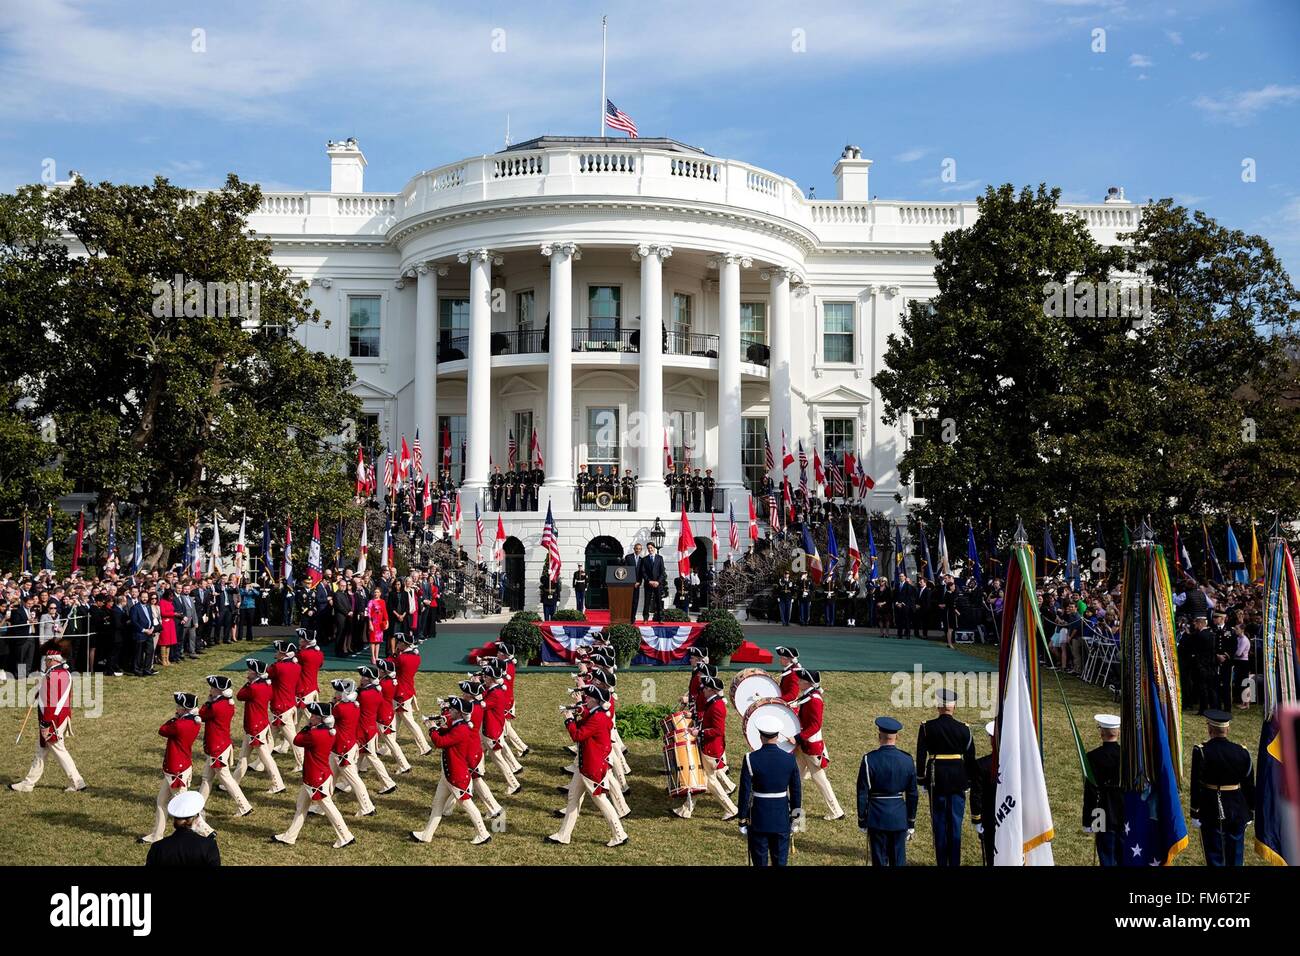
(741, 697, 801, 753)
(728, 667, 781, 713)
(661, 710, 707, 796)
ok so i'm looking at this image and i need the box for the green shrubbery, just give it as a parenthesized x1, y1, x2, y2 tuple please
(697, 608, 744, 661)
(604, 623, 642, 667)
(551, 608, 586, 622)
(614, 703, 678, 740)
(659, 608, 690, 622)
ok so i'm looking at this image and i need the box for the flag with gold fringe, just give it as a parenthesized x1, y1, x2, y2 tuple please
(1255, 528, 1299, 865)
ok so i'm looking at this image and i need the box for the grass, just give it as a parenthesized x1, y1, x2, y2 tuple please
(0, 639, 1266, 866)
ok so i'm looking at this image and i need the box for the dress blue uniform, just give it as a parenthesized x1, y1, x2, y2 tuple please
(856, 717, 918, 866)
(1190, 712, 1254, 867)
(738, 739, 802, 866)
(915, 692, 979, 866)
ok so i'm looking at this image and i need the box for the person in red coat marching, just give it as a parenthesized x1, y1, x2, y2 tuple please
(386, 633, 432, 756)
(792, 668, 845, 821)
(356, 665, 398, 795)
(141, 692, 204, 844)
(478, 662, 521, 795)
(775, 646, 801, 702)
(672, 674, 738, 820)
(267, 641, 303, 770)
(376, 658, 411, 774)
(295, 627, 324, 716)
(273, 702, 356, 849)
(493, 640, 529, 758)
(234, 659, 286, 793)
(410, 697, 492, 845)
(9, 647, 86, 794)
(586, 668, 631, 816)
(547, 684, 628, 847)
(456, 678, 503, 819)
(328, 678, 376, 816)
(196, 675, 253, 822)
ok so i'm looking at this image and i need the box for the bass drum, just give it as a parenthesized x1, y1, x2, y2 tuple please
(728, 668, 780, 714)
(661, 710, 707, 796)
(741, 697, 801, 753)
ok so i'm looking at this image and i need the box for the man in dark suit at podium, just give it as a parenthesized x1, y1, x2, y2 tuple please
(623, 542, 645, 620)
(639, 543, 667, 622)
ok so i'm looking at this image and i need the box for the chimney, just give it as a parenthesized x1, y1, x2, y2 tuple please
(327, 138, 366, 193)
(832, 145, 871, 201)
(1103, 185, 1128, 204)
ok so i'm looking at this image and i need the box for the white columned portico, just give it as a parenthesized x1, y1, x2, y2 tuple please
(542, 242, 580, 502)
(764, 267, 793, 462)
(413, 262, 446, 453)
(713, 253, 751, 494)
(459, 248, 500, 493)
(634, 243, 671, 512)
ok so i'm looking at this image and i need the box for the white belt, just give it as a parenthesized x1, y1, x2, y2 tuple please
(753, 791, 789, 799)
(871, 793, 905, 800)
(804, 731, 823, 743)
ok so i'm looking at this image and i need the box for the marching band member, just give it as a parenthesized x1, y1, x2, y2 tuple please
(234, 659, 286, 793)
(915, 688, 979, 866)
(494, 640, 530, 759)
(410, 697, 492, 845)
(791, 668, 845, 821)
(328, 678, 376, 816)
(682, 648, 709, 713)
(457, 679, 504, 819)
(547, 684, 628, 848)
(376, 658, 412, 774)
(9, 647, 86, 794)
(273, 702, 356, 849)
(480, 662, 522, 795)
(681, 660, 735, 793)
(267, 641, 303, 770)
(141, 692, 203, 844)
(672, 674, 738, 820)
(355, 666, 399, 796)
(296, 627, 324, 716)
(196, 675, 253, 823)
(478, 657, 523, 774)
(388, 634, 433, 757)
(588, 668, 631, 817)
(775, 646, 801, 702)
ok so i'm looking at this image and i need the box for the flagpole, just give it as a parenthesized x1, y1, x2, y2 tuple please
(599, 15, 607, 137)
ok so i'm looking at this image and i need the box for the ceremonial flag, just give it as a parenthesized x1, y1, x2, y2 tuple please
(867, 521, 879, 580)
(43, 509, 54, 571)
(129, 513, 142, 575)
(1203, 521, 1225, 584)
(917, 522, 934, 583)
(406, 476, 417, 515)
(182, 524, 193, 578)
(357, 520, 369, 575)
(541, 502, 561, 582)
(475, 503, 484, 561)
(365, 452, 376, 496)
(398, 435, 412, 487)
(829, 454, 845, 499)
(441, 492, 452, 536)
(281, 517, 292, 584)
(1066, 518, 1080, 590)
(781, 430, 794, 471)
(355, 446, 367, 497)
(847, 519, 861, 578)
(1226, 522, 1248, 584)
(1256, 534, 1299, 864)
(1043, 524, 1059, 575)
(855, 454, 875, 494)
(664, 430, 674, 474)
(234, 513, 247, 573)
(1172, 519, 1190, 577)
(260, 519, 272, 578)
(936, 519, 950, 577)
(747, 494, 759, 542)
(797, 439, 808, 474)
(20, 512, 30, 574)
(604, 98, 638, 137)
(825, 521, 840, 579)
(333, 518, 344, 569)
(682, 441, 691, 472)
(442, 422, 453, 469)
(1250, 522, 1264, 584)
(843, 451, 856, 493)
(494, 515, 506, 566)
(383, 446, 395, 496)
(710, 512, 719, 561)
(678, 505, 697, 577)
(764, 430, 774, 473)
(729, 502, 739, 555)
(813, 446, 824, 490)
(306, 517, 323, 586)
(507, 430, 518, 469)
(71, 510, 85, 574)
(893, 525, 906, 585)
(192, 520, 205, 579)
(967, 520, 985, 588)
(767, 488, 779, 531)
(800, 523, 823, 584)
(423, 473, 433, 522)
(106, 512, 118, 572)
(380, 516, 393, 570)
(782, 478, 794, 526)
(412, 428, 423, 480)
(530, 428, 544, 469)
(454, 495, 463, 544)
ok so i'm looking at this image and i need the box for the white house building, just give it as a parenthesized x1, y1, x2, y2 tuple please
(247, 136, 1138, 603)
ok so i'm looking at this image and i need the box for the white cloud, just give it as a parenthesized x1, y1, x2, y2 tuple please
(1165, 30, 1183, 45)
(1190, 51, 1210, 61)
(1193, 84, 1300, 125)
(894, 147, 933, 163)
(1129, 53, 1153, 67)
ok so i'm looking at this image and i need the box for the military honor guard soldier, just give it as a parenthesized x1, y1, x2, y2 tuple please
(856, 716, 918, 866)
(234, 658, 286, 793)
(142, 691, 210, 844)
(548, 684, 628, 847)
(145, 790, 221, 867)
(1190, 709, 1255, 866)
(9, 646, 87, 794)
(267, 641, 303, 770)
(968, 720, 997, 866)
(327, 678, 377, 816)
(791, 668, 845, 820)
(915, 687, 979, 866)
(410, 696, 493, 845)
(1081, 714, 1124, 866)
(196, 675, 254, 822)
(673, 674, 739, 820)
(737, 715, 803, 866)
(355, 666, 400, 795)
(273, 702, 356, 849)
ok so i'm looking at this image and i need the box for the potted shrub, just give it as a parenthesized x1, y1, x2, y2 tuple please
(660, 608, 690, 623)
(499, 618, 542, 666)
(552, 608, 585, 622)
(698, 609, 744, 665)
(604, 623, 642, 668)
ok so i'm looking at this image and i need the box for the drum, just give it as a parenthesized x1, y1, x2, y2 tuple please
(661, 710, 707, 796)
(741, 697, 801, 753)
(728, 668, 781, 713)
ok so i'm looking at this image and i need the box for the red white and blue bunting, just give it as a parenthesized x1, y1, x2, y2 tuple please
(537, 623, 705, 666)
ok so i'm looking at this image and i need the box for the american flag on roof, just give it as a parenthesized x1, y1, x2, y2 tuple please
(605, 99, 638, 137)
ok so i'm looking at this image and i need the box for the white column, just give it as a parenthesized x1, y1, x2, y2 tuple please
(764, 267, 793, 461)
(413, 262, 445, 457)
(713, 253, 750, 492)
(458, 248, 499, 492)
(542, 242, 580, 503)
(635, 243, 672, 513)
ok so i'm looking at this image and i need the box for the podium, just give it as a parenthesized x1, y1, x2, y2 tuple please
(605, 564, 636, 625)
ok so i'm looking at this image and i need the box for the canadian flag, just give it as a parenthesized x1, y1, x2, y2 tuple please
(678, 505, 697, 578)
(423, 473, 433, 522)
(530, 429, 544, 469)
(454, 495, 463, 543)
(399, 435, 412, 487)
(748, 494, 760, 541)
(493, 515, 506, 565)
(781, 429, 794, 471)
(664, 430, 674, 474)
(710, 513, 719, 561)
(355, 447, 367, 497)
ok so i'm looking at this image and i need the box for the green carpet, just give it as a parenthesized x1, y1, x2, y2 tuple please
(221, 625, 995, 674)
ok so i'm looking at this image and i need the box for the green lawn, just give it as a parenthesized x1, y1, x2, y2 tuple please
(0, 640, 1266, 866)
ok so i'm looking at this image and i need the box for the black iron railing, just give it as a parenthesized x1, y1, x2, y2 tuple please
(573, 486, 637, 511)
(740, 338, 770, 367)
(573, 327, 638, 353)
(438, 329, 547, 362)
(667, 485, 727, 514)
(666, 331, 720, 357)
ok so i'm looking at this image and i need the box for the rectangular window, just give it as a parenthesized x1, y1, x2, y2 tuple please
(348, 295, 381, 358)
(588, 286, 621, 342)
(822, 301, 855, 364)
(668, 410, 699, 469)
(672, 293, 692, 335)
(511, 411, 535, 468)
(437, 414, 468, 480)
(439, 298, 469, 344)
(586, 407, 620, 468)
(910, 416, 938, 499)
(516, 290, 534, 332)
(356, 413, 381, 451)
(822, 418, 855, 461)
(742, 418, 766, 492)
(740, 301, 767, 344)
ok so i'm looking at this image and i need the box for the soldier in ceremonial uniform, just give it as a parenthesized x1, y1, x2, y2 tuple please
(267, 640, 303, 770)
(1081, 713, 1124, 866)
(141, 692, 205, 844)
(820, 576, 837, 627)
(376, 658, 412, 774)
(775, 573, 795, 626)
(915, 687, 979, 865)
(327, 678, 377, 816)
(548, 684, 628, 847)
(387, 633, 433, 756)
(576, 463, 591, 504)
(411, 696, 493, 845)
(796, 573, 812, 626)
(8, 647, 86, 794)
(296, 627, 324, 718)
(689, 468, 703, 512)
(479, 662, 522, 795)
(620, 467, 636, 505)
(665, 466, 679, 510)
(672, 674, 738, 819)
(572, 567, 588, 614)
(196, 675, 253, 823)
(489, 464, 505, 511)
(504, 467, 519, 511)
(494, 640, 531, 758)
(273, 702, 356, 849)
(540, 570, 560, 620)
(856, 716, 918, 866)
(703, 468, 716, 511)
(775, 646, 801, 701)
(234, 658, 286, 792)
(530, 461, 545, 509)
(737, 715, 802, 866)
(968, 720, 997, 865)
(1190, 709, 1255, 866)
(792, 668, 845, 820)
(456, 679, 505, 819)
(356, 666, 399, 796)
(145, 790, 221, 866)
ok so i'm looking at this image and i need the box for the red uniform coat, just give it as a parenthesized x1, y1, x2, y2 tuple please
(469, 698, 486, 733)
(296, 646, 324, 702)
(378, 676, 397, 727)
(430, 718, 475, 791)
(198, 697, 235, 759)
(268, 659, 301, 717)
(482, 685, 509, 742)
(332, 699, 360, 757)
(356, 683, 383, 744)
(159, 715, 202, 779)
(779, 668, 800, 703)
(236, 679, 272, 735)
(387, 651, 420, 703)
(39, 664, 73, 727)
(295, 725, 335, 794)
(795, 690, 827, 760)
(697, 693, 728, 759)
(566, 706, 613, 785)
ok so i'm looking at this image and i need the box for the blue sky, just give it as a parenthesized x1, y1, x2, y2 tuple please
(2, 0, 1298, 274)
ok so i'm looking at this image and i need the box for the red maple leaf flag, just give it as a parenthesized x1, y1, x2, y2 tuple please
(664, 430, 674, 474)
(710, 513, 719, 561)
(399, 435, 412, 486)
(678, 505, 696, 577)
(355, 446, 367, 497)
(748, 494, 760, 541)
(781, 429, 794, 471)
